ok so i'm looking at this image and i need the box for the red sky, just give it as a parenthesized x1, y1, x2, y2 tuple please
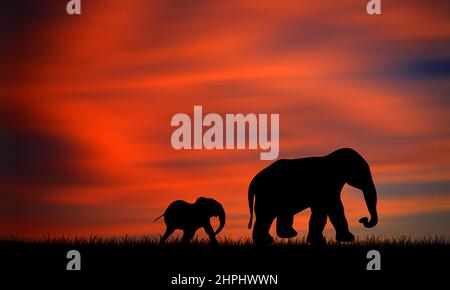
(2, 0, 450, 240)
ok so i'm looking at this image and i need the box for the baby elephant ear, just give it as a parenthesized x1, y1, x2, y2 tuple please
(195, 197, 209, 204)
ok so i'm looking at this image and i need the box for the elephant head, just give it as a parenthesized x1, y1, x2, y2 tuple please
(195, 197, 226, 235)
(336, 148, 378, 228)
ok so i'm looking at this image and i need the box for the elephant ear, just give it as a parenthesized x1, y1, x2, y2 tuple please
(196, 197, 209, 204)
(195, 197, 214, 216)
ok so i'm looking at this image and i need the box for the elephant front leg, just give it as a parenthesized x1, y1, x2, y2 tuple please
(328, 199, 355, 242)
(276, 214, 297, 238)
(306, 207, 327, 245)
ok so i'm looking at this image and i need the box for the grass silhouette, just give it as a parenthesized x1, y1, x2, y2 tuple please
(3, 234, 448, 285)
(5, 235, 450, 280)
(3, 234, 447, 247)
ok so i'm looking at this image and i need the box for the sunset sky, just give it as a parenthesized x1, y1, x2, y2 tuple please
(2, 0, 450, 240)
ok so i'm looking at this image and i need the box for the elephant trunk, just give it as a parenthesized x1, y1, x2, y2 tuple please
(359, 182, 378, 228)
(214, 206, 226, 235)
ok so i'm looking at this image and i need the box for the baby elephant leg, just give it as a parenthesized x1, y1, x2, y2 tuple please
(160, 227, 175, 245)
(181, 229, 196, 244)
(276, 214, 297, 238)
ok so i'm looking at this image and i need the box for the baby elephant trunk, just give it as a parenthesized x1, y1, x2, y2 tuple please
(214, 206, 226, 235)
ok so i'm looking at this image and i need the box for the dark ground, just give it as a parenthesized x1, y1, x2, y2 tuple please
(2, 237, 449, 288)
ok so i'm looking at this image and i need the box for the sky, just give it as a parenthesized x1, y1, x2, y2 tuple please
(1, 0, 450, 240)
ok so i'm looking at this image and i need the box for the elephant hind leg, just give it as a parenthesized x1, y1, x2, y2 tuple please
(160, 227, 175, 245)
(306, 207, 327, 245)
(181, 229, 196, 244)
(276, 214, 297, 238)
(253, 214, 275, 245)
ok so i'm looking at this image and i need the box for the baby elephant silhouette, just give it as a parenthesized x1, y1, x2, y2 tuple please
(155, 197, 226, 244)
(248, 148, 379, 245)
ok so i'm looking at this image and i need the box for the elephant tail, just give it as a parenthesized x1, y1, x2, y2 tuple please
(248, 179, 256, 229)
(153, 213, 164, 222)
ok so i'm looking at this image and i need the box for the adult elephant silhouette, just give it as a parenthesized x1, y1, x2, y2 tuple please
(155, 197, 226, 244)
(248, 148, 378, 245)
